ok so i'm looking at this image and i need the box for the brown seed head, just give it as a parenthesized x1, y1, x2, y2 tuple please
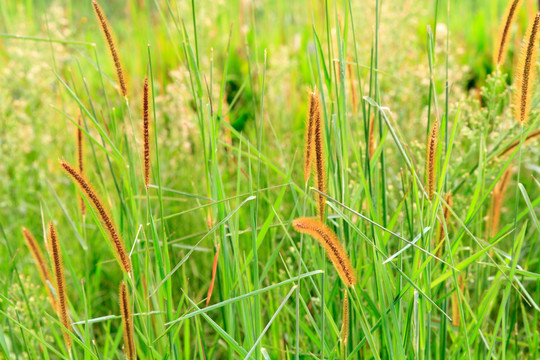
(119, 281, 136, 360)
(292, 217, 356, 287)
(513, 13, 540, 124)
(92, 0, 128, 96)
(494, 0, 524, 66)
(22, 227, 57, 310)
(143, 76, 151, 188)
(425, 120, 440, 200)
(48, 222, 71, 350)
(61, 160, 131, 273)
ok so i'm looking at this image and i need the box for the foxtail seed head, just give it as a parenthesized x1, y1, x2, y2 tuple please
(61, 160, 131, 273)
(119, 281, 136, 360)
(312, 95, 326, 221)
(513, 13, 540, 124)
(22, 227, 57, 310)
(303, 91, 318, 183)
(292, 217, 356, 287)
(92, 0, 127, 96)
(48, 222, 71, 350)
(143, 76, 151, 189)
(494, 0, 524, 66)
(425, 119, 440, 200)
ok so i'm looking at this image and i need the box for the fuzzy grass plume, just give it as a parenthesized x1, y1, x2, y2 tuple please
(142, 76, 151, 188)
(425, 119, 440, 200)
(119, 281, 136, 360)
(303, 91, 318, 183)
(48, 222, 71, 350)
(292, 217, 356, 287)
(513, 12, 540, 124)
(92, 0, 127, 96)
(61, 161, 131, 273)
(312, 95, 326, 221)
(494, 0, 523, 66)
(22, 227, 56, 310)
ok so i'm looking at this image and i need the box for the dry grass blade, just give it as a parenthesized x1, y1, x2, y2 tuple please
(494, 0, 523, 66)
(119, 281, 136, 360)
(513, 12, 540, 124)
(48, 221, 71, 350)
(92, 0, 127, 96)
(292, 217, 356, 287)
(61, 160, 131, 273)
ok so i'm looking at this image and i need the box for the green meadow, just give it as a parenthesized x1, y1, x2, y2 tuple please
(0, 0, 539, 358)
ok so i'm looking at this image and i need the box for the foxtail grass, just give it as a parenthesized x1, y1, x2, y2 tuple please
(292, 217, 356, 287)
(494, 0, 523, 66)
(312, 95, 326, 221)
(48, 221, 71, 350)
(92, 0, 127, 97)
(142, 76, 150, 189)
(61, 160, 131, 273)
(425, 119, 440, 200)
(303, 91, 318, 183)
(21, 227, 56, 310)
(119, 281, 136, 360)
(513, 12, 540, 124)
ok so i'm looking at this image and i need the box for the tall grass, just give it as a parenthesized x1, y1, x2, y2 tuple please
(0, 0, 539, 359)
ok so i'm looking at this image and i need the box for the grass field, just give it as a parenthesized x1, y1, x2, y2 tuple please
(1, 0, 540, 359)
